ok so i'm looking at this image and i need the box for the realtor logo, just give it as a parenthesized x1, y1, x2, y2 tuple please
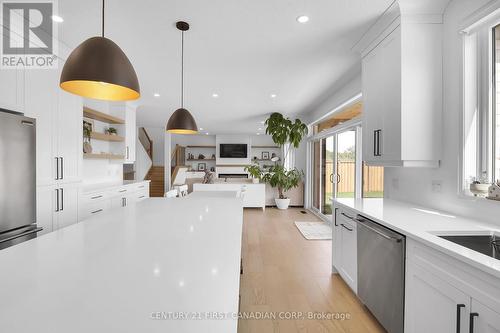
(1, 1, 58, 68)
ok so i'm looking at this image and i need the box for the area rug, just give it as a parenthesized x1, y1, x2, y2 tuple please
(294, 222, 332, 240)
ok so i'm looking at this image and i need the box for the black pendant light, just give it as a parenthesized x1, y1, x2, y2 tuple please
(60, 0, 140, 101)
(166, 21, 198, 134)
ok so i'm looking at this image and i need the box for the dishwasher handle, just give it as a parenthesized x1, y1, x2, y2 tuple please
(355, 217, 403, 243)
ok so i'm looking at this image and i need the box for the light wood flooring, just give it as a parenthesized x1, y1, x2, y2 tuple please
(238, 208, 385, 333)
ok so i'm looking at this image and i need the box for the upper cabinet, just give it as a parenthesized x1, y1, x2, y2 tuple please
(356, 0, 449, 167)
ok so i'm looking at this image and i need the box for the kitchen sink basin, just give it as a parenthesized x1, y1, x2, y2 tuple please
(438, 235, 500, 260)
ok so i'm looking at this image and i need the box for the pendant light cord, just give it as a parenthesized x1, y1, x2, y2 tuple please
(181, 30, 184, 108)
(102, 0, 105, 37)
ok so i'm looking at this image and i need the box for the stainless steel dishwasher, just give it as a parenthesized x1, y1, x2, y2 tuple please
(356, 215, 405, 333)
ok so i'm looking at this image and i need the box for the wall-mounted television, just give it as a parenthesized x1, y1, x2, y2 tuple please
(220, 144, 248, 158)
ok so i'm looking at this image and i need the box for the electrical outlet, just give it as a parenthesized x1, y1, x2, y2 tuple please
(392, 178, 399, 190)
(432, 180, 442, 193)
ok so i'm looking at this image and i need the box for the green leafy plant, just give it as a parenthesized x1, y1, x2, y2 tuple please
(244, 163, 262, 180)
(83, 126, 91, 142)
(262, 165, 303, 199)
(265, 112, 308, 148)
(105, 127, 117, 135)
(257, 112, 308, 200)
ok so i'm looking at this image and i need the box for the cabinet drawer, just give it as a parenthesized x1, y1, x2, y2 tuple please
(110, 186, 129, 196)
(81, 200, 110, 220)
(133, 182, 149, 191)
(136, 189, 149, 202)
(81, 191, 108, 204)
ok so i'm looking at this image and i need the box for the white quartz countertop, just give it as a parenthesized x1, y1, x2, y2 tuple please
(82, 179, 150, 193)
(0, 197, 243, 333)
(334, 198, 500, 279)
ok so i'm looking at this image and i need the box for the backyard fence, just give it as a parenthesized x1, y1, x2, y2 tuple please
(325, 161, 383, 195)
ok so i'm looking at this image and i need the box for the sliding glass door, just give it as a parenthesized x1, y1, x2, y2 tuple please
(310, 126, 360, 218)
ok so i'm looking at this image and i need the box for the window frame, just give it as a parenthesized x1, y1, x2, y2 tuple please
(460, 8, 500, 196)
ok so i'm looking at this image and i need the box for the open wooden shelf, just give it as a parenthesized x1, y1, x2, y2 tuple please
(187, 158, 216, 161)
(186, 145, 215, 148)
(90, 132, 125, 142)
(83, 153, 125, 160)
(83, 107, 125, 124)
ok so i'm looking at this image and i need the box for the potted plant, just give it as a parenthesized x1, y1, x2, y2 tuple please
(262, 165, 303, 209)
(262, 112, 308, 209)
(244, 163, 262, 184)
(105, 127, 117, 135)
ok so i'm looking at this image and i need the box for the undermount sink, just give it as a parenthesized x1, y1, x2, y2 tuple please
(438, 234, 500, 260)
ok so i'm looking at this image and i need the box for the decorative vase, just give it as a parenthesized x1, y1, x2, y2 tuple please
(252, 178, 259, 184)
(83, 142, 92, 153)
(275, 198, 290, 210)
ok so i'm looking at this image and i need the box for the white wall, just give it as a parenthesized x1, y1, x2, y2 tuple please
(384, 0, 500, 226)
(144, 127, 165, 166)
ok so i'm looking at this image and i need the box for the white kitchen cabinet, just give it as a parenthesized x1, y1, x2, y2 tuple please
(471, 299, 500, 333)
(54, 183, 79, 230)
(332, 207, 357, 293)
(56, 89, 82, 184)
(36, 185, 56, 235)
(406, 262, 470, 333)
(406, 239, 500, 333)
(0, 30, 24, 112)
(79, 181, 150, 222)
(359, 9, 442, 167)
(124, 104, 136, 163)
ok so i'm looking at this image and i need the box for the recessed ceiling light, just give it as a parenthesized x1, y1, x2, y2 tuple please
(296, 15, 309, 23)
(256, 133, 260, 135)
(153, 93, 160, 97)
(260, 121, 265, 124)
(258, 128, 263, 130)
(51, 15, 64, 23)
(270, 94, 277, 98)
(199, 127, 203, 131)
(212, 93, 219, 98)
(205, 133, 209, 135)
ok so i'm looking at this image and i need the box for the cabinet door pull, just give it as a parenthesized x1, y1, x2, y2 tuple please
(340, 212, 354, 220)
(60, 188, 64, 211)
(341, 223, 353, 232)
(55, 189, 60, 212)
(373, 130, 377, 157)
(126, 146, 129, 159)
(139, 195, 145, 199)
(456, 304, 465, 333)
(334, 208, 339, 227)
(91, 195, 103, 200)
(55, 157, 60, 180)
(91, 209, 103, 214)
(60, 157, 64, 180)
(119, 189, 127, 193)
(138, 185, 144, 188)
(469, 313, 478, 333)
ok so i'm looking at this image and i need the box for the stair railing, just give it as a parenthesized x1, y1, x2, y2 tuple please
(138, 127, 153, 160)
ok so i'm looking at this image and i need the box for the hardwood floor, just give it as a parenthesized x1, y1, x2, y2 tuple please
(238, 208, 385, 333)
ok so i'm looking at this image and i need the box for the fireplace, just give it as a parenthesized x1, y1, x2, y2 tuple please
(218, 174, 248, 179)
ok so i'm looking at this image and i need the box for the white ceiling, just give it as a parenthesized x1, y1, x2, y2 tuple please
(58, 0, 393, 134)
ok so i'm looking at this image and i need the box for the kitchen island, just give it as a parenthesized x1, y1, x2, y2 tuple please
(0, 197, 243, 333)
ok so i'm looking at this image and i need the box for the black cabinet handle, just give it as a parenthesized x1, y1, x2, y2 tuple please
(469, 312, 478, 333)
(340, 212, 355, 220)
(341, 223, 353, 232)
(373, 130, 377, 157)
(334, 208, 339, 226)
(55, 157, 60, 180)
(91, 209, 103, 214)
(55, 189, 59, 212)
(60, 188, 64, 211)
(456, 304, 465, 333)
(60, 157, 64, 180)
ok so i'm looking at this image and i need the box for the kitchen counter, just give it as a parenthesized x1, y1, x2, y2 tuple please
(82, 179, 150, 193)
(334, 198, 500, 279)
(0, 197, 243, 333)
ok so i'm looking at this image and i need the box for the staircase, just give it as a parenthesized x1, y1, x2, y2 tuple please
(146, 166, 165, 197)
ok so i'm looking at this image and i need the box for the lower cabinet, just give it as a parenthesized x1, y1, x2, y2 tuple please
(406, 239, 500, 333)
(332, 207, 358, 293)
(36, 183, 79, 235)
(79, 181, 150, 221)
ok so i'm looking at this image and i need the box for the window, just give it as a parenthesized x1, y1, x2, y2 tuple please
(462, 12, 500, 196)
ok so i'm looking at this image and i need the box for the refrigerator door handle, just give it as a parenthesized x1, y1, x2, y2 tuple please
(0, 227, 43, 244)
(60, 157, 64, 180)
(60, 188, 64, 211)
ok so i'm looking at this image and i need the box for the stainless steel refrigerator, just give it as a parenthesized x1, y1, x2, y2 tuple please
(0, 110, 42, 250)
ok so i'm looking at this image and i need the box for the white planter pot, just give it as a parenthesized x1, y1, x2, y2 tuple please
(275, 198, 290, 210)
(252, 178, 259, 184)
